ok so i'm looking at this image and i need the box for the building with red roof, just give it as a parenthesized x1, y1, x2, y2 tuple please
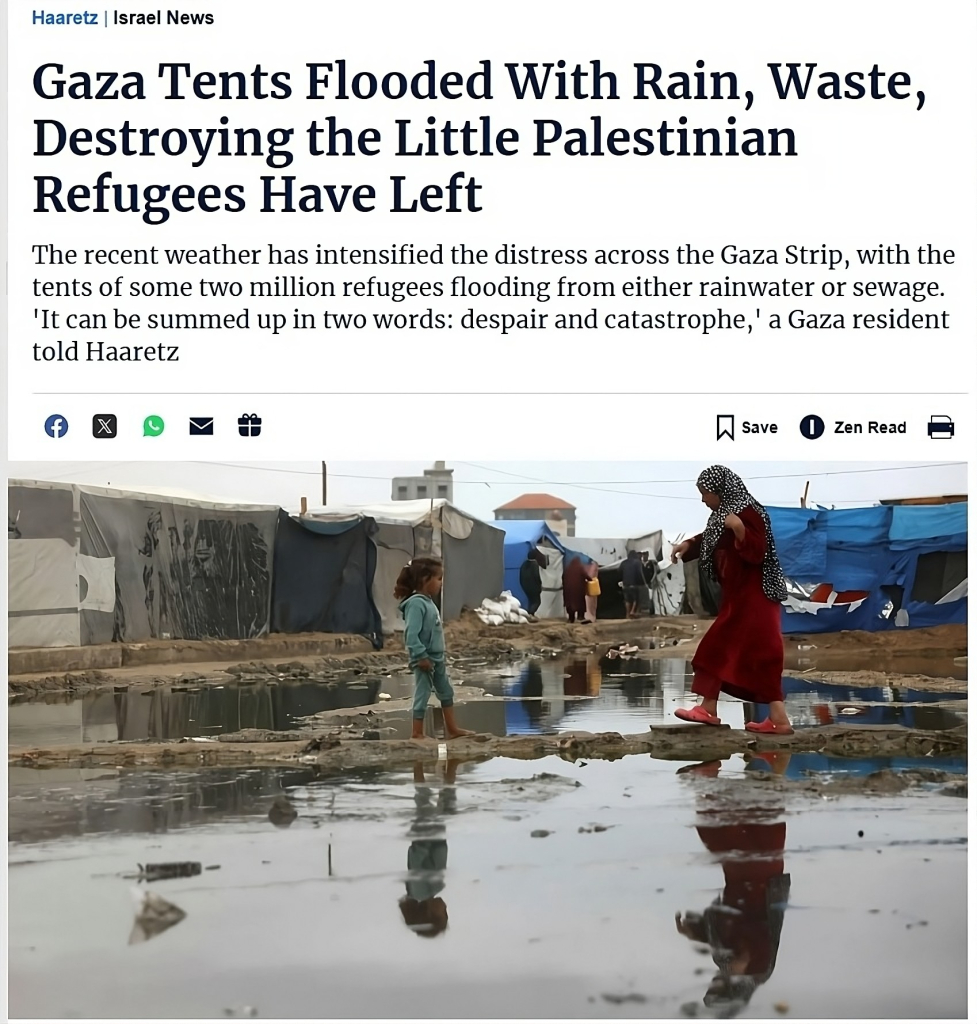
(494, 493, 577, 537)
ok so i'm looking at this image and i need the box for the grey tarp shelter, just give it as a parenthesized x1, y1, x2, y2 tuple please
(8, 479, 278, 647)
(295, 500, 504, 633)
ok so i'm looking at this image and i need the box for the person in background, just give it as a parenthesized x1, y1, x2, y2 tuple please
(519, 548, 546, 618)
(640, 550, 658, 585)
(670, 465, 793, 734)
(621, 549, 646, 619)
(395, 557, 473, 741)
(584, 559, 601, 622)
(562, 556, 588, 624)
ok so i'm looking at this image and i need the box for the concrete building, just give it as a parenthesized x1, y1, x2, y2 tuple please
(391, 461, 454, 502)
(494, 493, 577, 537)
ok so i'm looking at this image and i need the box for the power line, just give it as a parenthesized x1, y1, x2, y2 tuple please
(180, 461, 964, 506)
(456, 460, 966, 485)
(188, 460, 965, 486)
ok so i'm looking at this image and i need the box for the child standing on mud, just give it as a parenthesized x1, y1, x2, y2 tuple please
(395, 557, 473, 741)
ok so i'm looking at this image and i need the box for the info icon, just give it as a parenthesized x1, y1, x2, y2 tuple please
(799, 414, 826, 440)
(238, 413, 262, 437)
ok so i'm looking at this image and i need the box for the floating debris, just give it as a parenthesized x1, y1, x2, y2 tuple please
(129, 889, 186, 944)
(137, 862, 201, 882)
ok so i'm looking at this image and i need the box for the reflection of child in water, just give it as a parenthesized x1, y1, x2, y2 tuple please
(399, 760, 457, 938)
(675, 757, 791, 1015)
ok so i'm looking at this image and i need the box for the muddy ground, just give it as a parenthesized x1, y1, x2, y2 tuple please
(8, 617, 966, 698)
(10, 714, 968, 773)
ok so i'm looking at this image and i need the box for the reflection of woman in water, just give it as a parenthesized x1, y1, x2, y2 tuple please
(675, 758, 791, 1016)
(399, 760, 458, 938)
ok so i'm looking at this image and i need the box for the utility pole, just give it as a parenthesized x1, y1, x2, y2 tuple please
(321, 462, 328, 506)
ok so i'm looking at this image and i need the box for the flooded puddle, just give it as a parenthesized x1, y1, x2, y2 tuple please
(7, 678, 383, 746)
(8, 657, 966, 747)
(8, 751, 968, 1018)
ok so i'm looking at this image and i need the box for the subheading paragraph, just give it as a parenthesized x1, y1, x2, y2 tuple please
(29, 240, 955, 363)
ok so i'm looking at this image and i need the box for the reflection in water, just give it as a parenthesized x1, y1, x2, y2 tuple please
(8, 679, 382, 746)
(676, 759, 791, 1018)
(128, 890, 187, 945)
(748, 675, 965, 732)
(9, 657, 965, 749)
(268, 795, 298, 829)
(7, 766, 320, 843)
(503, 657, 964, 737)
(518, 663, 544, 730)
(399, 760, 458, 938)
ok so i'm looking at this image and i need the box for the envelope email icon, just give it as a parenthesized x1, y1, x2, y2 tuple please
(189, 417, 214, 436)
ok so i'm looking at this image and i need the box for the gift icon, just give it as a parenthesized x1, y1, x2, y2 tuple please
(238, 414, 262, 437)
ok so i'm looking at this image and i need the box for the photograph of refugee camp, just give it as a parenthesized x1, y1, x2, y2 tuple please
(8, 460, 968, 1019)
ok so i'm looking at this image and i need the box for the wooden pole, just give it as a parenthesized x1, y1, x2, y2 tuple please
(801, 481, 810, 508)
(300, 496, 308, 516)
(321, 462, 328, 506)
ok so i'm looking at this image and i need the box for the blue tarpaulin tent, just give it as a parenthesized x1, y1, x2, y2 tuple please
(767, 503, 967, 634)
(499, 520, 568, 610)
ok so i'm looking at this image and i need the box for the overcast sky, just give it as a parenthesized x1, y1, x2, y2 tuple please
(9, 460, 967, 540)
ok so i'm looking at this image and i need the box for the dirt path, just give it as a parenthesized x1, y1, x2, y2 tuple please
(790, 669, 967, 693)
(10, 718, 966, 772)
(7, 616, 706, 697)
(8, 618, 965, 698)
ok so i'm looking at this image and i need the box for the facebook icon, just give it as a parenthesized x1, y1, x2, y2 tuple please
(44, 414, 68, 438)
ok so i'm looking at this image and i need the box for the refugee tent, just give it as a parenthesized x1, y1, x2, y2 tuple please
(270, 512, 383, 644)
(681, 558, 723, 616)
(296, 500, 504, 633)
(566, 532, 664, 618)
(767, 502, 968, 633)
(498, 520, 568, 618)
(649, 542, 687, 615)
(8, 479, 278, 647)
(565, 532, 663, 568)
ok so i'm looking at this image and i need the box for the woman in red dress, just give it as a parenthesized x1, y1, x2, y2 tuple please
(671, 465, 792, 734)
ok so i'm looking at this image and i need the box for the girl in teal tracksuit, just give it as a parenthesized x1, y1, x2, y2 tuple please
(395, 557, 473, 741)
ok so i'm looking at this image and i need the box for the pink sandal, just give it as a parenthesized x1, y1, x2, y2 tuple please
(745, 719, 794, 735)
(675, 706, 722, 726)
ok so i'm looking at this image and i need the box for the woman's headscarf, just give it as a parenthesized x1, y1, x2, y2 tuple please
(697, 465, 787, 603)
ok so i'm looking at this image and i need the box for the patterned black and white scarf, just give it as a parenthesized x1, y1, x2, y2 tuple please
(697, 465, 787, 603)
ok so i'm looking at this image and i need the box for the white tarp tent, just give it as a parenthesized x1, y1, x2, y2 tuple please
(568, 531, 664, 567)
(650, 560, 687, 615)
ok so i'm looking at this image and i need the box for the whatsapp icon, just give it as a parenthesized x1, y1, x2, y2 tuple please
(143, 415, 165, 437)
